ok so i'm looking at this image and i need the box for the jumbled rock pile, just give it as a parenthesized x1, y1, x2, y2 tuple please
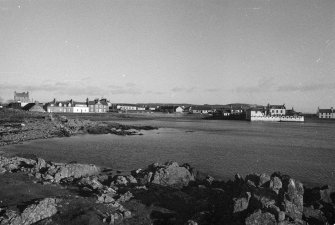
(0, 155, 335, 225)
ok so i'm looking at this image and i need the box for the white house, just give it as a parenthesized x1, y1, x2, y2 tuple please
(73, 102, 89, 113)
(267, 104, 286, 116)
(318, 107, 335, 119)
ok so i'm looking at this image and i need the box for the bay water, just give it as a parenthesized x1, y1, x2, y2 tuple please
(2, 119, 335, 187)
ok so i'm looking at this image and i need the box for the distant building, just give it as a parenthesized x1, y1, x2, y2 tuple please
(267, 104, 286, 116)
(116, 104, 137, 111)
(246, 104, 304, 122)
(246, 107, 266, 120)
(317, 107, 335, 119)
(87, 98, 108, 113)
(14, 91, 30, 107)
(189, 105, 213, 114)
(73, 101, 89, 113)
(45, 99, 89, 113)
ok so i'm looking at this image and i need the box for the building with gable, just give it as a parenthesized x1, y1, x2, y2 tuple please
(267, 104, 286, 116)
(317, 107, 335, 119)
(87, 98, 108, 113)
(45, 99, 89, 113)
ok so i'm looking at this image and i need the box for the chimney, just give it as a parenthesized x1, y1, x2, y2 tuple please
(331, 107, 333, 113)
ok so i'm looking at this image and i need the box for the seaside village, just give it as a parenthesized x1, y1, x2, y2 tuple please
(1, 91, 335, 121)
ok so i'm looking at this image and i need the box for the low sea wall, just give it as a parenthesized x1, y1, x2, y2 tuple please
(250, 115, 304, 122)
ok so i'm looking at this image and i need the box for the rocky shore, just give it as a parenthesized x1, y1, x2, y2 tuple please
(0, 109, 157, 146)
(0, 155, 334, 225)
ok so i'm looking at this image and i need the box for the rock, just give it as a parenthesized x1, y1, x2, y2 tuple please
(303, 206, 327, 223)
(269, 176, 282, 194)
(251, 188, 277, 209)
(283, 198, 303, 221)
(111, 176, 128, 186)
(42, 174, 54, 182)
(245, 174, 260, 187)
(0, 198, 58, 225)
(259, 173, 271, 187)
(0, 167, 6, 174)
(97, 193, 115, 203)
(123, 210, 132, 219)
(117, 191, 133, 202)
(126, 175, 137, 184)
(47, 163, 100, 183)
(205, 175, 215, 185)
(245, 210, 276, 225)
(265, 205, 285, 222)
(233, 192, 251, 213)
(110, 212, 123, 224)
(0, 156, 36, 172)
(185, 220, 198, 225)
(78, 176, 103, 192)
(234, 173, 244, 184)
(319, 185, 332, 203)
(282, 179, 304, 220)
(138, 161, 195, 189)
(35, 158, 47, 172)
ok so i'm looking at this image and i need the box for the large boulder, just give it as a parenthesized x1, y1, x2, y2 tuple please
(233, 192, 251, 213)
(46, 162, 100, 183)
(77, 176, 104, 192)
(0, 198, 58, 225)
(136, 162, 195, 189)
(281, 178, 304, 221)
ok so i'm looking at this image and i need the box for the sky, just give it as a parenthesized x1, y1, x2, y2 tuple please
(0, 0, 334, 112)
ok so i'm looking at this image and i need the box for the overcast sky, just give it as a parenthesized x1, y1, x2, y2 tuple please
(0, 0, 334, 112)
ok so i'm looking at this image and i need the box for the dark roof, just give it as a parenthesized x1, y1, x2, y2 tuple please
(73, 101, 87, 106)
(88, 99, 108, 106)
(22, 103, 45, 111)
(269, 105, 286, 109)
(45, 100, 71, 106)
(318, 109, 333, 113)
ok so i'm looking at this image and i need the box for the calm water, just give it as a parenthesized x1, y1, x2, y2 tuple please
(1, 119, 335, 187)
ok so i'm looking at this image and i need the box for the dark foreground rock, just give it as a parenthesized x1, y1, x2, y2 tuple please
(0, 198, 58, 225)
(0, 155, 334, 225)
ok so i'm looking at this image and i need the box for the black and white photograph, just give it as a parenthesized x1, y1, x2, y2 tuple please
(0, 0, 334, 224)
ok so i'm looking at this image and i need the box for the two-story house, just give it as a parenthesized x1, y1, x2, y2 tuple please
(87, 98, 108, 113)
(267, 104, 286, 116)
(317, 107, 335, 119)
